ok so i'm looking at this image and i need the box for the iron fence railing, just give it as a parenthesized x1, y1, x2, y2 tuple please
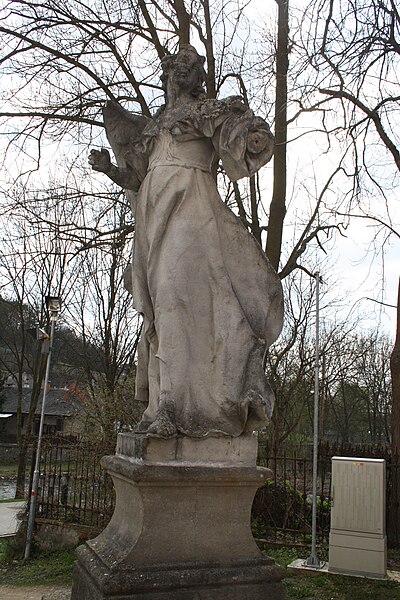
(255, 440, 396, 546)
(37, 437, 114, 530)
(36, 436, 400, 546)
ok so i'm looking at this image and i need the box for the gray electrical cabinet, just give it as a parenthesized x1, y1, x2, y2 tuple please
(329, 457, 387, 578)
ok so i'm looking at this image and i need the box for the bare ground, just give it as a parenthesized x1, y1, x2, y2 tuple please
(0, 585, 70, 599)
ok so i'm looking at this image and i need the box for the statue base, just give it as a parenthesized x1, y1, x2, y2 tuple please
(71, 433, 285, 599)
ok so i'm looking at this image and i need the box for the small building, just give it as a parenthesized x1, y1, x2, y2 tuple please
(0, 387, 85, 442)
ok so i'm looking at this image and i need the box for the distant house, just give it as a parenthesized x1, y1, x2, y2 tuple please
(0, 387, 85, 442)
(4, 372, 33, 388)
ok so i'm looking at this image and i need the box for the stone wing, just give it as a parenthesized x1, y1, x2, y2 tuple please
(102, 101, 150, 182)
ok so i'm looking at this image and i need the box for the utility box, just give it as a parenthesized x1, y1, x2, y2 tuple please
(329, 457, 387, 578)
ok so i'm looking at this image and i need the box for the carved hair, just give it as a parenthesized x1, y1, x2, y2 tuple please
(161, 45, 207, 98)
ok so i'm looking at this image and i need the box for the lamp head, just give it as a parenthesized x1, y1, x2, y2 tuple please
(45, 295, 61, 318)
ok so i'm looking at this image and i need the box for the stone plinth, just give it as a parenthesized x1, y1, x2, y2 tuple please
(71, 433, 285, 599)
(116, 431, 259, 465)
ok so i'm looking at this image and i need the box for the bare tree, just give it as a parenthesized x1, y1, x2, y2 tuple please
(266, 272, 315, 450)
(0, 185, 76, 496)
(266, 0, 289, 271)
(391, 279, 400, 451)
(64, 197, 141, 392)
(0, 0, 343, 277)
(266, 267, 392, 451)
(319, 330, 391, 444)
(294, 0, 399, 224)
(0, 178, 141, 492)
(0, 1, 396, 464)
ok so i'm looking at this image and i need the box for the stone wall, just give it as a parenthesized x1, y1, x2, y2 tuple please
(35, 519, 97, 550)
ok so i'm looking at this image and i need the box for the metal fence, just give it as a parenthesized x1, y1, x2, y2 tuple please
(36, 436, 400, 546)
(37, 437, 114, 530)
(255, 440, 398, 546)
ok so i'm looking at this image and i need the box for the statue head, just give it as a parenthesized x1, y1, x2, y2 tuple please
(161, 45, 207, 99)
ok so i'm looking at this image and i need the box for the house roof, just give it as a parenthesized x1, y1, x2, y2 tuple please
(1, 388, 84, 417)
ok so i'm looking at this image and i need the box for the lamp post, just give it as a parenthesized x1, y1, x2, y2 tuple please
(306, 272, 323, 568)
(24, 296, 61, 560)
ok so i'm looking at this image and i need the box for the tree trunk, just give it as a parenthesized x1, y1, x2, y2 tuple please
(14, 352, 47, 498)
(174, 0, 191, 46)
(202, 0, 216, 99)
(391, 278, 400, 451)
(250, 175, 262, 246)
(15, 438, 29, 498)
(266, 0, 289, 271)
(389, 277, 400, 546)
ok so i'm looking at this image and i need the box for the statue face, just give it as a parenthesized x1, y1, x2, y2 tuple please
(167, 47, 202, 96)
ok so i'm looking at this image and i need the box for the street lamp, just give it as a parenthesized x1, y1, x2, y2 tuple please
(24, 295, 61, 560)
(306, 272, 324, 569)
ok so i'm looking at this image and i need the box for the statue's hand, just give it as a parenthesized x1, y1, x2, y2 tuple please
(247, 129, 272, 154)
(88, 148, 112, 173)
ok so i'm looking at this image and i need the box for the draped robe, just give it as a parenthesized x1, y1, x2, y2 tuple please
(104, 96, 284, 437)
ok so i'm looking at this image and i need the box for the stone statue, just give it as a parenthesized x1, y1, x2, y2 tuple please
(89, 45, 283, 439)
(75, 45, 286, 599)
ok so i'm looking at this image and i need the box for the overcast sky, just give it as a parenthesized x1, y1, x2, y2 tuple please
(0, 0, 398, 337)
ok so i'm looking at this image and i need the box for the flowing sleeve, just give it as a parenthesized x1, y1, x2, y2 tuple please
(200, 97, 274, 182)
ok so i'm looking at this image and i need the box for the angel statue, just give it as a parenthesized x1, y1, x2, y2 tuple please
(89, 45, 283, 439)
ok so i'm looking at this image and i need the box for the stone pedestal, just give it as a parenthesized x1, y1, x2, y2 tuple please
(71, 433, 285, 599)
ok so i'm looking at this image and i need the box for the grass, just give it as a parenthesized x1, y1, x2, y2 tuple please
(0, 463, 18, 478)
(0, 498, 24, 504)
(0, 539, 75, 587)
(0, 538, 400, 597)
(266, 545, 400, 599)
